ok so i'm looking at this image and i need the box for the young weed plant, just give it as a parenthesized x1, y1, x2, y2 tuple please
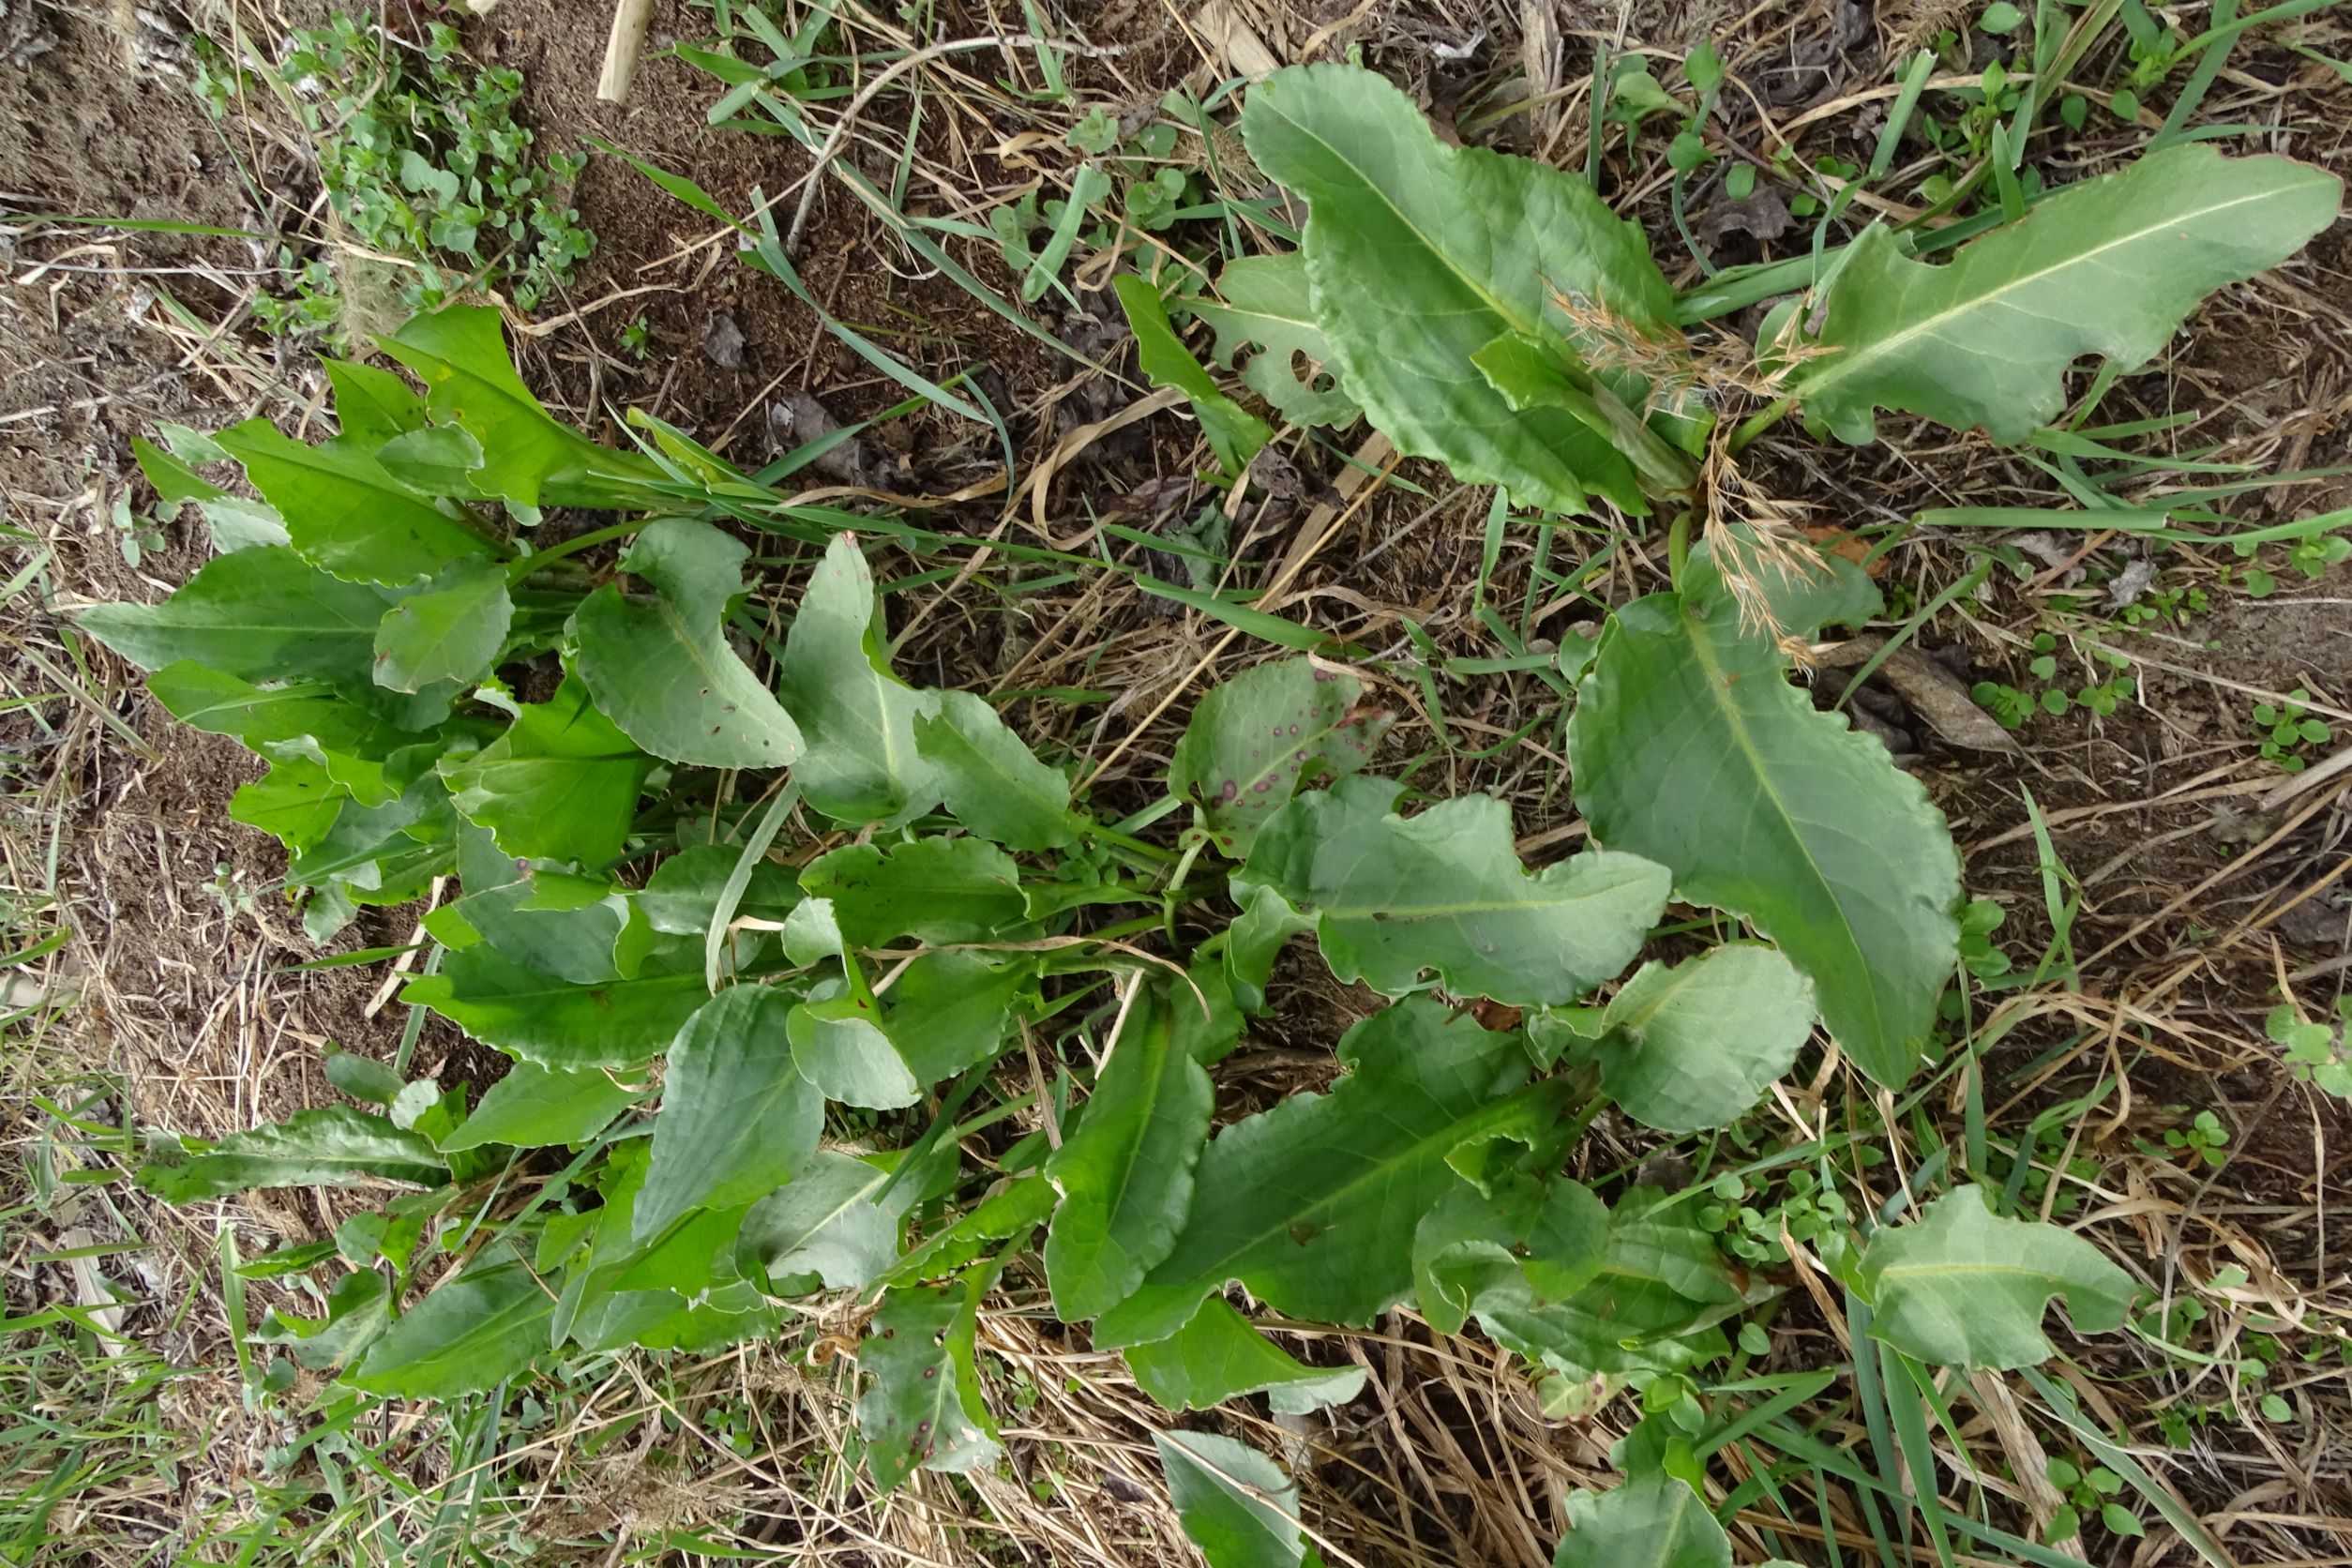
(204, 14, 594, 335)
(83, 57, 2341, 1565)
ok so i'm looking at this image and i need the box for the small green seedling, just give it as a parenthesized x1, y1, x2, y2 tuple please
(248, 14, 594, 328)
(2162, 1108, 2230, 1168)
(618, 314, 654, 361)
(1910, 55, 2054, 209)
(1979, 1, 2026, 34)
(2288, 533, 2351, 578)
(1700, 1168, 1850, 1267)
(2008, 1118, 2102, 1219)
(2232, 532, 2348, 597)
(2113, 0, 2188, 115)
(2116, 580, 2208, 628)
(2074, 667, 2135, 716)
(1957, 897, 2014, 982)
(2250, 688, 2330, 771)
(2043, 1455, 2141, 1545)
(108, 492, 166, 568)
(1975, 632, 2129, 728)
(991, 95, 1231, 302)
(2268, 1002, 2352, 1096)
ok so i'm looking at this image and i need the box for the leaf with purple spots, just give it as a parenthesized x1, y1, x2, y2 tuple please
(1168, 657, 1393, 858)
(855, 1279, 1001, 1493)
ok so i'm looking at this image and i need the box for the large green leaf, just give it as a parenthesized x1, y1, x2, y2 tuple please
(1591, 944, 1817, 1134)
(442, 1063, 641, 1152)
(635, 986, 823, 1242)
(445, 877, 645, 986)
(139, 1106, 446, 1201)
(1093, 998, 1565, 1349)
(1858, 1185, 2139, 1370)
(799, 837, 1027, 947)
(1238, 776, 1668, 1007)
(878, 1174, 1055, 1289)
(1183, 251, 1361, 429)
(254, 1268, 392, 1372)
(401, 945, 707, 1069)
(787, 995, 921, 1108)
(78, 547, 402, 695)
(323, 356, 427, 447)
(441, 673, 650, 867)
(282, 773, 459, 930)
(1791, 145, 2342, 445)
(1169, 656, 1390, 859)
(230, 755, 348, 855)
(638, 844, 803, 935)
(376, 426, 489, 494)
(379, 307, 667, 508)
(1468, 1195, 1750, 1382)
(737, 1150, 901, 1291)
(1240, 64, 1679, 515)
(1223, 882, 1318, 1015)
(1155, 1431, 1315, 1568)
(856, 1281, 1000, 1493)
(347, 1250, 553, 1397)
(611, 1203, 752, 1293)
(135, 433, 287, 552)
(1113, 274, 1271, 476)
(912, 689, 1076, 851)
(1044, 973, 1240, 1321)
(1411, 1172, 1609, 1336)
(146, 664, 404, 755)
(1553, 1471, 1730, 1568)
(1470, 331, 1697, 497)
(371, 560, 513, 692)
(574, 1282, 778, 1355)
(1567, 578, 1959, 1086)
(775, 534, 936, 826)
(212, 417, 493, 586)
(880, 949, 1033, 1081)
(569, 518, 803, 770)
(1125, 1296, 1367, 1413)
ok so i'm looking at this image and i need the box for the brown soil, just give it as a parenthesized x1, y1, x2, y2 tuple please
(0, 8, 249, 232)
(475, 0, 1089, 472)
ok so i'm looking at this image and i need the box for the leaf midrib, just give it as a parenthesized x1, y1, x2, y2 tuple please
(1157, 1076, 1563, 1290)
(1875, 1259, 2100, 1288)
(412, 1289, 548, 1366)
(113, 610, 380, 638)
(204, 1151, 442, 1176)
(1321, 890, 1608, 920)
(459, 971, 702, 1006)
(759, 1166, 890, 1265)
(1273, 98, 1529, 341)
(1803, 183, 2299, 397)
(1681, 608, 1882, 1042)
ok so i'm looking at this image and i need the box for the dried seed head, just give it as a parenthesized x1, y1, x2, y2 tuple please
(1701, 444, 1833, 653)
(1548, 287, 1702, 419)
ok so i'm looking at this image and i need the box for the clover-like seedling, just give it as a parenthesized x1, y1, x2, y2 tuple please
(2268, 1002, 2352, 1097)
(2251, 688, 2330, 771)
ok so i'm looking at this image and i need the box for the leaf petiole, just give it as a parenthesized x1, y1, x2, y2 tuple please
(503, 518, 645, 585)
(1665, 508, 1694, 590)
(1726, 397, 1793, 458)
